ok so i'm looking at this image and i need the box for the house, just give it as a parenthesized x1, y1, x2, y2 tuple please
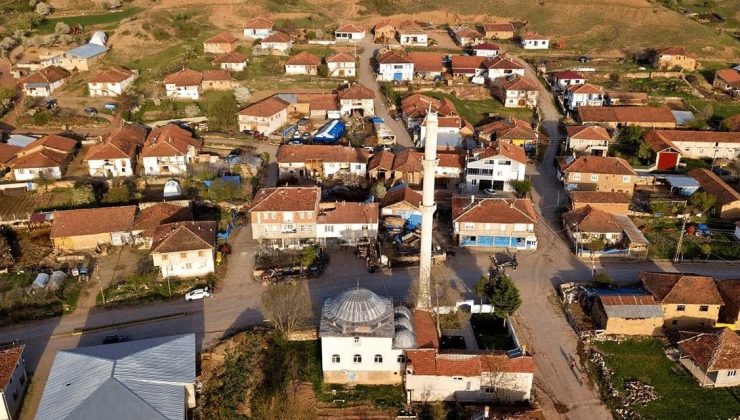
(367, 150, 395, 183)
(317, 202, 379, 245)
(376, 51, 414, 82)
(577, 106, 677, 129)
(451, 55, 487, 78)
(640, 272, 723, 329)
(485, 55, 525, 80)
(476, 117, 537, 148)
(201, 70, 233, 91)
(379, 185, 423, 230)
(678, 329, 740, 388)
(407, 52, 445, 80)
(88, 66, 135, 97)
(59, 42, 108, 71)
(163, 68, 202, 100)
(276, 144, 369, 180)
(481, 23, 515, 39)
(7, 134, 77, 181)
(591, 293, 663, 336)
(84, 123, 148, 177)
(450, 26, 484, 47)
(569, 190, 632, 215)
(0, 143, 21, 170)
(491, 75, 539, 108)
(471, 43, 500, 58)
(326, 53, 356, 77)
(654, 47, 697, 71)
(151, 221, 217, 278)
(642, 130, 683, 171)
(20, 66, 70, 97)
(203, 32, 238, 54)
(387, 149, 425, 185)
(566, 125, 612, 156)
(335, 23, 366, 42)
(465, 141, 527, 192)
(258, 31, 292, 54)
(285, 51, 321, 75)
(520, 32, 549, 50)
(564, 83, 604, 111)
(281, 93, 339, 120)
(401, 94, 459, 129)
(559, 155, 637, 194)
(372, 20, 396, 42)
(36, 334, 196, 420)
(212, 52, 248, 72)
(249, 186, 321, 248)
(715, 279, 740, 329)
(563, 205, 628, 250)
(141, 124, 202, 176)
(452, 197, 538, 249)
(397, 21, 427, 46)
(237, 96, 290, 135)
(50, 206, 136, 251)
(243, 16, 273, 38)
(132, 202, 193, 248)
(0, 345, 27, 420)
(551, 71, 585, 92)
(688, 168, 740, 219)
(644, 130, 740, 160)
(713, 69, 740, 96)
(370, 150, 464, 185)
(337, 83, 374, 116)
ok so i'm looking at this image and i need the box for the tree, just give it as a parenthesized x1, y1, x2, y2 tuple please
(585, 236, 606, 256)
(205, 92, 238, 131)
(102, 184, 131, 203)
(370, 181, 387, 200)
(202, 178, 243, 202)
(184, 104, 202, 118)
(317, 63, 329, 78)
(300, 246, 318, 267)
(607, 72, 620, 88)
(689, 191, 716, 214)
(262, 282, 312, 336)
(616, 125, 643, 146)
(637, 140, 655, 161)
(474, 276, 489, 305)
(35, 2, 51, 16)
(592, 272, 613, 287)
(484, 276, 521, 318)
(54, 22, 69, 35)
(511, 179, 532, 198)
(234, 86, 251, 105)
(68, 185, 96, 205)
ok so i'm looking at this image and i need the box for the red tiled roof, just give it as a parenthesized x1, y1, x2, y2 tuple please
(337, 23, 364, 33)
(0, 143, 22, 165)
(379, 185, 422, 209)
(482, 23, 514, 33)
(337, 83, 373, 100)
(438, 152, 464, 169)
(202, 70, 231, 81)
(407, 52, 444, 73)
(277, 144, 368, 164)
(326, 52, 355, 63)
(245, 16, 272, 30)
(318, 202, 378, 224)
(205, 32, 238, 45)
(522, 32, 548, 40)
(639, 272, 723, 305)
(472, 42, 500, 51)
(133, 202, 193, 239)
(0, 345, 24, 390)
(250, 186, 321, 212)
(452, 197, 537, 224)
(238, 96, 289, 117)
(477, 117, 536, 141)
(679, 328, 740, 372)
(391, 149, 423, 172)
(212, 52, 248, 64)
(451, 55, 486, 71)
(495, 74, 539, 91)
(484, 55, 524, 70)
(570, 191, 632, 205)
(715, 69, 740, 88)
(452, 26, 483, 39)
(715, 279, 740, 308)
(476, 141, 527, 164)
(413, 310, 440, 349)
(89, 66, 134, 84)
(401, 94, 459, 119)
(151, 221, 216, 253)
(51, 206, 137, 238)
(646, 129, 740, 147)
(286, 51, 321, 66)
(567, 83, 604, 94)
(296, 93, 338, 110)
(406, 349, 535, 376)
(563, 205, 622, 233)
(377, 50, 412, 64)
(689, 168, 740, 207)
(553, 70, 584, 80)
(562, 155, 636, 176)
(368, 150, 395, 171)
(140, 124, 201, 158)
(163, 68, 202, 86)
(566, 125, 611, 141)
(8, 134, 77, 170)
(21, 66, 70, 85)
(261, 31, 291, 43)
(599, 294, 659, 307)
(578, 106, 675, 124)
(657, 46, 688, 56)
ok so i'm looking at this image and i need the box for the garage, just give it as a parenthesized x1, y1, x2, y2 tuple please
(478, 179, 492, 190)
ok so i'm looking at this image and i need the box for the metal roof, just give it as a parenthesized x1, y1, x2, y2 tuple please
(66, 43, 108, 59)
(614, 214, 650, 246)
(36, 334, 195, 420)
(601, 297, 663, 319)
(320, 288, 395, 338)
(663, 175, 700, 189)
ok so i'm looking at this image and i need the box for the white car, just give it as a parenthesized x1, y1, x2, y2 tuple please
(185, 287, 211, 301)
(483, 188, 497, 196)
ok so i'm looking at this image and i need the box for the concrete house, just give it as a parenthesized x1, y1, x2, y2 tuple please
(397, 21, 428, 47)
(20, 66, 70, 97)
(141, 124, 202, 176)
(591, 294, 663, 336)
(326, 53, 356, 78)
(276, 144, 369, 180)
(132, 202, 193, 248)
(376, 51, 414, 82)
(559, 155, 637, 194)
(379, 185, 423, 229)
(551, 70, 585, 92)
(407, 52, 445, 80)
(679, 329, 740, 388)
(577, 106, 677, 129)
(640, 272, 723, 329)
(644, 130, 740, 160)
(465, 141, 527, 192)
(450, 26, 484, 47)
(7, 134, 77, 181)
(654, 47, 697, 71)
(401, 94, 459, 129)
(335, 23, 366, 42)
(472, 43, 501, 58)
(337, 83, 375, 116)
(249, 186, 321, 248)
(237, 96, 290, 135)
(258, 31, 292, 54)
(565, 83, 604, 111)
(562, 205, 628, 249)
(317, 202, 379, 245)
(212, 52, 248, 72)
(491, 74, 539, 108)
(151, 221, 217, 278)
(88, 66, 135, 97)
(0, 346, 27, 420)
(84, 123, 148, 177)
(201, 70, 233, 91)
(481, 23, 515, 39)
(203, 32, 238, 54)
(566, 125, 612, 156)
(476, 117, 537, 148)
(713, 69, 740, 96)
(521, 32, 549, 50)
(163, 68, 202, 100)
(452, 197, 538, 250)
(285, 51, 321, 76)
(50, 206, 137, 251)
(485, 55, 525, 80)
(689, 168, 740, 220)
(243, 16, 273, 38)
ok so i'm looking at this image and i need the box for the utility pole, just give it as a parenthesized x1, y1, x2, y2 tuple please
(95, 262, 107, 306)
(674, 215, 688, 263)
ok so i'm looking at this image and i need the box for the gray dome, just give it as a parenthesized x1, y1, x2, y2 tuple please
(395, 316, 413, 331)
(393, 327, 415, 349)
(394, 306, 412, 319)
(327, 288, 391, 324)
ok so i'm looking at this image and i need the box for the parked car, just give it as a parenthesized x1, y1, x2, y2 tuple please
(483, 188, 497, 196)
(185, 286, 212, 301)
(289, 140, 302, 145)
(712, 167, 737, 183)
(104, 103, 118, 111)
(84, 107, 97, 116)
(102, 335, 129, 344)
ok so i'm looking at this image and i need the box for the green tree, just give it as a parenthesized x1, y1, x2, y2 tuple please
(592, 272, 613, 287)
(68, 185, 95, 205)
(586, 236, 606, 254)
(205, 92, 238, 131)
(300, 246, 318, 268)
(474, 276, 488, 305)
(317, 63, 329, 78)
(202, 178, 243, 202)
(511, 179, 532, 198)
(102, 184, 131, 203)
(370, 181, 387, 200)
(637, 140, 654, 161)
(616, 125, 644, 146)
(483, 276, 521, 318)
(689, 191, 716, 214)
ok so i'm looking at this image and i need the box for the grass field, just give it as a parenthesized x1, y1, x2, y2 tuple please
(593, 338, 740, 419)
(424, 91, 534, 125)
(36, 7, 144, 34)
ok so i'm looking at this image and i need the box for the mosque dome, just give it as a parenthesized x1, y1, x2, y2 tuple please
(327, 288, 391, 324)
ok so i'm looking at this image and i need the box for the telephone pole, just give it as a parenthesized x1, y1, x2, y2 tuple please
(674, 215, 688, 263)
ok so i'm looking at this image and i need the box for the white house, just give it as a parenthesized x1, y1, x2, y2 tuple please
(150, 221, 216, 278)
(376, 51, 414, 82)
(20, 66, 70, 97)
(643, 130, 740, 160)
(397, 21, 428, 47)
(472, 42, 500, 58)
(237, 96, 290, 135)
(276, 144, 369, 180)
(212, 52, 248, 72)
(285, 51, 320, 76)
(0, 345, 28, 420)
(465, 142, 526, 192)
(243, 16, 273, 39)
(452, 197, 538, 250)
(335, 23, 366, 42)
(259, 31, 293, 54)
(521, 32, 550, 50)
(140, 124, 202, 176)
(485, 55, 525, 80)
(565, 83, 604, 111)
(87, 66, 135, 97)
(84, 123, 148, 177)
(551, 70, 585, 92)
(450, 26, 484, 46)
(492, 74, 540, 108)
(7, 134, 76, 181)
(317, 202, 379, 245)
(337, 83, 375, 116)
(326, 53, 356, 78)
(566, 125, 612, 156)
(163, 68, 202, 100)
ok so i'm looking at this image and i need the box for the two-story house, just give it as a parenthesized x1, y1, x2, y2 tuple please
(407, 52, 445, 80)
(317, 202, 379, 245)
(7, 134, 77, 181)
(84, 123, 148, 177)
(212, 52, 248, 72)
(87, 66, 135, 97)
(326, 53, 356, 78)
(335, 23, 366, 42)
(285, 51, 321, 75)
(491, 74, 539, 108)
(163, 68, 202, 100)
(562, 205, 626, 249)
(276, 144, 369, 180)
(20, 66, 70, 97)
(450, 26, 484, 46)
(559, 155, 637, 194)
(237, 96, 290, 135)
(476, 117, 537, 154)
(521, 32, 550, 50)
(465, 142, 527, 192)
(0, 345, 28, 420)
(376, 51, 414, 82)
(640, 271, 723, 329)
(452, 197, 538, 250)
(203, 32, 237, 54)
(250, 186, 321, 249)
(150, 221, 217, 278)
(565, 83, 604, 111)
(565, 125, 612, 156)
(337, 83, 374, 116)
(653, 47, 697, 71)
(397, 21, 428, 46)
(140, 123, 202, 176)
(243, 16, 273, 38)
(451, 56, 487, 79)
(484, 55, 525, 80)
(551, 70, 585, 92)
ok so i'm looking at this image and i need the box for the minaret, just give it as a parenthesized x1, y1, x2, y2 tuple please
(416, 111, 438, 309)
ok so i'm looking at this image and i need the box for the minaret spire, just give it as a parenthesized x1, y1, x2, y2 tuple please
(416, 110, 438, 309)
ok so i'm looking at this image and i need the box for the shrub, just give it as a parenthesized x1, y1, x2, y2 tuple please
(34, 2, 51, 16)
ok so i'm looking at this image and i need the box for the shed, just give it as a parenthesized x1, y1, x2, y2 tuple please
(662, 175, 700, 196)
(163, 179, 182, 198)
(592, 293, 664, 336)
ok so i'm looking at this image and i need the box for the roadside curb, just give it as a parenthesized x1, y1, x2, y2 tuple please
(71, 312, 188, 336)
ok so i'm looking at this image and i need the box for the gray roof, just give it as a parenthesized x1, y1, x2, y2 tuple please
(320, 288, 394, 338)
(36, 334, 195, 420)
(614, 215, 650, 246)
(7, 134, 38, 147)
(66, 43, 108, 59)
(663, 175, 700, 189)
(601, 299, 663, 319)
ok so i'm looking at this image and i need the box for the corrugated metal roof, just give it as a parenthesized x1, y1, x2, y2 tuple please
(36, 334, 195, 420)
(614, 215, 650, 246)
(602, 303, 663, 319)
(66, 43, 108, 59)
(663, 175, 700, 189)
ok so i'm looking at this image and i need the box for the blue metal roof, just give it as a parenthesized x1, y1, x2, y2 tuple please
(66, 43, 108, 59)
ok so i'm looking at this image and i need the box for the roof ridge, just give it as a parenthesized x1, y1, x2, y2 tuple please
(111, 377, 170, 420)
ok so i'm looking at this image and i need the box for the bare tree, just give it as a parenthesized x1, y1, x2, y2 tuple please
(262, 282, 313, 336)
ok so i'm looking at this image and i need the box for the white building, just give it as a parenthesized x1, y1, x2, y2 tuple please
(566, 125, 612, 156)
(258, 32, 292, 54)
(0, 346, 28, 420)
(237, 96, 290, 135)
(335, 23, 366, 42)
(84, 123, 148, 177)
(326, 53, 356, 78)
(452, 197, 538, 250)
(397, 21, 428, 47)
(150, 221, 216, 278)
(88, 66, 135, 97)
(485, 56, 525, 80)
(20, 66, 70, 97)
(551, 70, 585, 92)
(376, 51, 414, 82)
(212, 52, 248, 72)
(521, 33, 550, 50)
(565, 83, 605, 111)
(320, 288, 414, 385)
(7, 134, 76, 181)
(284, 51, 320, 76)
(450, 26, 484, 47)
(243, 16, 274, 39)
(492, 74, 539, 108)
(163, 68, 202, 100)
(337, 83, 375, 116)
(318, 202, 379, 245)
(276, 144, 369, 180)
(643, 130, 740, 160)
(472, 43, 500, 58)
(465, 142, 527, 192)
(140, 124, 202, 176)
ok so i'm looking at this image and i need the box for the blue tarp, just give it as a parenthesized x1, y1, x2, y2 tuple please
(370, 117, 384, 124)
(313, 119, 345, 144)
(204, 176, 241, 188)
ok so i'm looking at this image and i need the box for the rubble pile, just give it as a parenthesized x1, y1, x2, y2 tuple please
(623, 380, 657, 406)
(587, 350, 658, 420)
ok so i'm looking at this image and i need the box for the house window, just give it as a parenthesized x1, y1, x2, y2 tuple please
(397, 355, 406, 363)
(672, 320, 678, 325)
(623, 176, 631, 183)
(484, 387, 494, 394)
(353, 354, 362, 363)
(699, 305, 709, 312)
(453, 377, 463, 381)
(354, 336, 360, 344)
(180, 252, 188, 259)
(325, 225, 334, 233)
(590, 174, 599, 182)
(198, 251, 205, 257)
(500, 160, 511, 165)
(185, 263, 192, 269)
(728, 370, 737, 377)
(676, 305, 686, 311)
(332, 354, 340, 363)
(374, 354, 383, 363)
(464, 223, 475, 230)
(572, 173, 581, 181)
